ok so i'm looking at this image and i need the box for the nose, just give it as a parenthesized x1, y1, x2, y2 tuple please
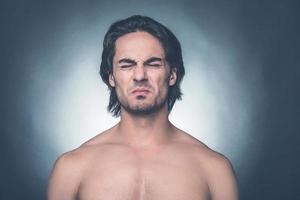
(133, 64, 147, 82)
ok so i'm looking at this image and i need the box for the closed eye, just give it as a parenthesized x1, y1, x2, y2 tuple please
(118, 58, 136, 69)
(146, 63, 162, 67)
(120, 64, 134, 68)
(144, 57, 164, 67)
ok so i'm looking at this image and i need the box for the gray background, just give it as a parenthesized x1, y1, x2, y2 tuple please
(1, 0, 299, 199)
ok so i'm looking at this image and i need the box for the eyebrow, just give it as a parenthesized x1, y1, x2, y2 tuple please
(117, 56, 164, 65)
(118, 58, 137, 64)
(143, 57, 164, 65)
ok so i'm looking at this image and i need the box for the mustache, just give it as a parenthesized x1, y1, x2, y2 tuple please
(129, 81, 153, 92)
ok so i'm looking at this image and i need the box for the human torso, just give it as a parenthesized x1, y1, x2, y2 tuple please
(76, 133, 211, 200)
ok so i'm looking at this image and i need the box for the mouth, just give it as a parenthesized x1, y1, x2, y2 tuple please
(132, 88, 150, 95)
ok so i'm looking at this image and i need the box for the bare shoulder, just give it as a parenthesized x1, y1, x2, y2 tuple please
(171, 127, 220, 159)
(50, 144, 93, 174)
(48, 143, 95, 198)
(48, 128, 114, 200)
(173, 128, 239, 200)
(47, 148, 85, 200)
(51, 125, 118, 168)
(200, 150, 239, 199)
(53, 127, 116, 167)
(172, 127, 233, 166)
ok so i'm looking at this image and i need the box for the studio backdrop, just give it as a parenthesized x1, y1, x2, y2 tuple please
(1, 0, 299, 199)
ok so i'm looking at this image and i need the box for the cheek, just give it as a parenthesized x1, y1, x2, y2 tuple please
(114, 74, 131, 96)
(154, 76, 169, 96)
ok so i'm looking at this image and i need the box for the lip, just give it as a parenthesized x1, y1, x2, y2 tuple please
(132, 88, 150, 94)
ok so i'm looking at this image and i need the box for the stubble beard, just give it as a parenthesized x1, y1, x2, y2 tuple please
(120, 94, 168, 116)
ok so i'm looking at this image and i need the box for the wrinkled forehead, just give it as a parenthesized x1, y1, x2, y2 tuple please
(113, 31, 166, 62)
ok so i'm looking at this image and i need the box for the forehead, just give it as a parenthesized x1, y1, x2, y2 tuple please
(114, 31, 165, 60)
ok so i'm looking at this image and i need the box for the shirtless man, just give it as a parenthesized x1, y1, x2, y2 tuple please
(48, 15, 239, 200)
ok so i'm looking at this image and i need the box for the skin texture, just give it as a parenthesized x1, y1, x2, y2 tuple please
(48, 32, 239, 200)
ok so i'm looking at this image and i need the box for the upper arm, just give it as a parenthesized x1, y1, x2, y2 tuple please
(206, 155, 239, 200)
(48, 153, 81, 200)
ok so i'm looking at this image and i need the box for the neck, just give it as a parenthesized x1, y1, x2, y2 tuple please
(116, 105, 173, 148)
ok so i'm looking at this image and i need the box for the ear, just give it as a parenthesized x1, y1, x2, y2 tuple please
(108, 73, 115, 87)
(169, 68, 177, 86)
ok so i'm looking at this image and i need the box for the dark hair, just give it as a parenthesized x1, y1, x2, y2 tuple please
(100, 15, 185, 117)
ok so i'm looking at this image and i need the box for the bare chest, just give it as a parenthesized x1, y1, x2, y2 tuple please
(77, 147, 209, 200)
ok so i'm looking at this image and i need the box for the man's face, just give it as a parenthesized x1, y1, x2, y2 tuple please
(109, 31, 177, 115)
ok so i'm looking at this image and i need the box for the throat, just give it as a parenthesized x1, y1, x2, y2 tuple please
(116, 119, 173, 147)
(139, 176, 147, 200)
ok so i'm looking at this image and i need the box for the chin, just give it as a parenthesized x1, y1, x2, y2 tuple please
(131, 103, 154, 111)
(127, 107, 158, 115)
